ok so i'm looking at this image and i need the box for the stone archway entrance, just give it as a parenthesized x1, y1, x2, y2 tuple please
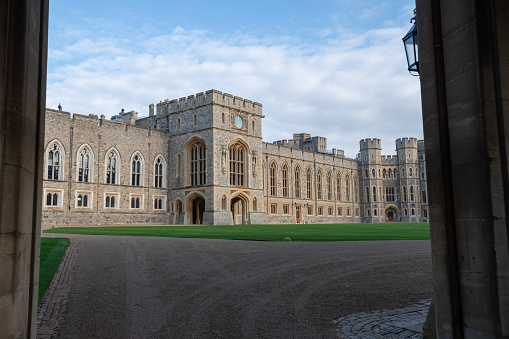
(230, 196, 247, 225)
(385, 207, 398, 222)
(189, 196, 205, 225)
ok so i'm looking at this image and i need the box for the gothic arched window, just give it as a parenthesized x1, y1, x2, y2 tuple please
(354, 175, 359, 202)
(47, 141, 64, 180)
(336, 172, 341, 201)
(306, 168, 312, 199)
(105, 149, 119, 184)
(131, 153, 144, 186)
(327, 171, 332, 200)
(282, 163, 289, 197)
(269, 162, 277, 196)
(345, 174, 350, 202)
(77, 145, 93, 183)
(154, 155, 166, 188)
(230, 142, 246, 186)
(294, 166, 301, 199)
(317, 169, 322, 200)
(190, 141, 206, 186)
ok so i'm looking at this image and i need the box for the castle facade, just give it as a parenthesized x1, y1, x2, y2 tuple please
(42, 90, 428, 227)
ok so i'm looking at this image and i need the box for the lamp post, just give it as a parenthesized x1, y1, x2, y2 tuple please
(403, 10, 419, 76)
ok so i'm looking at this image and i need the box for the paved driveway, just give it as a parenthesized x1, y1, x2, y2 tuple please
(43, 234, 432, 338)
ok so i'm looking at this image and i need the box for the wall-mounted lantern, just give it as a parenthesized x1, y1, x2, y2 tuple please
(403, 11, 419, 76)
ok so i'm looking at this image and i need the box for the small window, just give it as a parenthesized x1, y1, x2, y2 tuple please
(45, 190, 62, 207)
(423, 209, 428, 218)
(76, 191, 92, 208)
(283, 204, 289, 215)
(252, 120, 255, 131)
(411, 208, 415, 216)
(104, 193, 119, 208)
(328, 206, 333, 216)
(130, 195, 143, 209)
(307, 205, 313, 215)
(355, 208, 360, 217)
(221, 195, 227, 210)
(422, 191, 427, 203)
(405, 208, 408, 216)
(337, 207, 343, 216)
(177, 118, 181, 129)
(374, 209, 377, 216)
(222, 113, 225, 124)
(270, 203, 277, 214)
(318, 206, 324, 216)
(154, 196, 165, 210)
(193, 114, 197, 126)
(347, 207, 351, 216)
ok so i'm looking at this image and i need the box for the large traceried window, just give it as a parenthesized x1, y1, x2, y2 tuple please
(354, 175, 359, 202)
(105, 149, 119, 184)
(306, 168, 312, 199)
(336, 172, 341, 201)
(154, 155, 166, 188)
(345, 174, 350, 202)
(269, 162, 277, 196)
(190, 141, 206, 186)
(230, 142, 246, 186)
(294, 166, 301, 198)
(77, 145, 93, 183)
(47, 141, 64, 180)
(131, 152, 144, 186)
(282, 163, 289, 197)
(317, 169, 323, 200)
(327, 171, 332, 200)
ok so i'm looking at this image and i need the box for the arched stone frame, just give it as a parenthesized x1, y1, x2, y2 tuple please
(230, 191, 250, 225)
(221, 195, 227, 210)
(269, 161, 277, 197)
(354, 175, 359, 202)
(326, 171, 332, 200)
(282, 162, 289, 198)
(317, 168, 323, 200)
(185, 191, 206, 225)
(175, 199, 183, 223)
(130, 151, 145, 186)
(306, 167, 313, 199)
(336, 171, 342, 201)
(229, 139, 249, 187)
(294, 165, 301, 199)
(262, 161, 265, 192)
(76, 143, 94, 183)
(185, 137, 207, 186)
(45, 139, 65, 180)
(104, 147, 120, 185)
(252, 196, 257, 212)
(345, 173, 350, 202)
(153, 154, 167, 188)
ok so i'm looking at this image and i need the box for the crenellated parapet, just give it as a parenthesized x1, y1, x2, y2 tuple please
(155, 89, 263, 117)
(359, 138, 381, 150)
(396, 137, 418, 149)
(381, 155, 399, 165)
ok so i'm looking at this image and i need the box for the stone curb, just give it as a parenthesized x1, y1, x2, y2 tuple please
(36, 239, 77, 339)
(333, 299, 432, 338)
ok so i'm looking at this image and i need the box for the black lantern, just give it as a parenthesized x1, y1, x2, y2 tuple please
(402, 14, 419, 76)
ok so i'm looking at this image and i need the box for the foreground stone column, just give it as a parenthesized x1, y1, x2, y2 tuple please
(416, 0, 509, 337)
(0, 1, 49, 338)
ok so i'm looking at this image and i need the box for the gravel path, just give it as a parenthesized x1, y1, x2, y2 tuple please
(42, 234, 432, 338)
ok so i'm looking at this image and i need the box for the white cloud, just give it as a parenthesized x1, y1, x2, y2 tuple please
(46, 25, 422, 158)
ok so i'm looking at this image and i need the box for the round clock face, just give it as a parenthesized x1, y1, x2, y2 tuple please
(235, 115, 243, 129)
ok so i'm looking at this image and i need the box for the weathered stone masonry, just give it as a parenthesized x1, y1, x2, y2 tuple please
(42, 89, 427, 226)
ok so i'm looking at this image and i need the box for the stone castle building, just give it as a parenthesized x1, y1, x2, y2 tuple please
(42, 89, 428, 226)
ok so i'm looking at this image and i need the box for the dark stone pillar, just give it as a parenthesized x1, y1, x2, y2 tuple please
(416, 0, 509, 337)
(0, 1, 48, 338)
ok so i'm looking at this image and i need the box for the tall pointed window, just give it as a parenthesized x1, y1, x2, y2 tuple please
(410, 185, 414, 201)
(131, 152, 144, 186)
(269, 162, 276, 196)
(354, 175, 359, 202)
(403, 186, 407, 201)
(190, 141, 206, 186)
(77, 145, 93, 183)
(105, 150, 118, 184)
(317, 169, 322, 200)
(230, 142, 246, 186)
(47, 143, 62, 180)
(294, 166, 301, 198)
(345, 174, 350, 201)
(336, 172, 341, 201)
(154, 156, 166, 188)
(327, 171, 332, 200)
(306, 168, 312, 199)
(282, 163, 288, 197)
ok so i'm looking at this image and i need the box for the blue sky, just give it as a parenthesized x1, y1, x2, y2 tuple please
(47, 0, 421, 157)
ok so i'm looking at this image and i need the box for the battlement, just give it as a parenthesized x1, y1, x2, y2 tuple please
(359, 138, 381, 150)
(155, 89, 263, 117)
(396, 137, 418, 149)
(381, 155, 399, 164)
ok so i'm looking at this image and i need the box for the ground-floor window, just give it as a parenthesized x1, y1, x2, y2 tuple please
(104, 193, 119, 208)
(355, 208, 360, 217)
(411, 208, 415, 216)
(283, 204, 290, 215)
(45, 189, 63, 207)
(153, 195, 165, 210)
(423, 209, 428, 217)
(347, 207, 351, 217)
(317, 206, 324, 216)
(130, 194, 143, 209)
(307, 204, 313, 215)
(328, 206, 333, 216)
(338, 207, 343, 216)
(76, 191, 93, 208)
(270, 203, 277, 214)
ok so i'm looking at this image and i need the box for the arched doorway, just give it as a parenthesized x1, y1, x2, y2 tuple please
(385, 207, 398, 222)
(230, 195, 247, 225)
(188, 195, 205, 225)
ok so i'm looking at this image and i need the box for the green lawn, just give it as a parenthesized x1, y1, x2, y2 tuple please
(39, 238, 70, 302)
(44, 223, 430, 242)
